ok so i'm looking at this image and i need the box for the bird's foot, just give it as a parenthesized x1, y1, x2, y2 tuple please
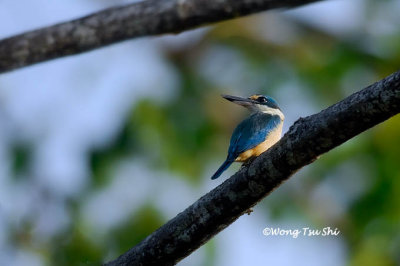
(245, 209, 253, 215)
(242, 157, 255, 168)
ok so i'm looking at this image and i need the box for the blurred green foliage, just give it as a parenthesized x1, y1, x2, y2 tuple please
(7, 1, 400, 265)
(11, 144, 32, 178)
(50, 229, 104, 266)
(110, 205, 165, 254)
(86, 7, 400, 265)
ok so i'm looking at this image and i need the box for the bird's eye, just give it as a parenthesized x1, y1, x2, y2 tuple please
(258, 96, 267, 103)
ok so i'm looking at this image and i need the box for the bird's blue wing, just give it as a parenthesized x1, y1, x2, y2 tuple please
(227, 113, 281, 160)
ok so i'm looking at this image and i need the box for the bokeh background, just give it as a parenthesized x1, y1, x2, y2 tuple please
(0, 0, 400, 265)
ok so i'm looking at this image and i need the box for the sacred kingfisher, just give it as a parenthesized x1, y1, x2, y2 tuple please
(211, 94, 284, 180)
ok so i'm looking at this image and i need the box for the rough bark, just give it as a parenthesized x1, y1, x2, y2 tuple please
(0, 0, 322, 73)
(105, 71, 400, 266)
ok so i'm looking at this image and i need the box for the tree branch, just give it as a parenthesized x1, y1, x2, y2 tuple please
(0, 0, 322, 73)
(104, 71, 400, 265)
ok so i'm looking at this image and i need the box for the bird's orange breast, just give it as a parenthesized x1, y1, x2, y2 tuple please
(235, 122, 283, 162)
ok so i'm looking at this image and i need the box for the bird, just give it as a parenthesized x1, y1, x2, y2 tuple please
(211, 94, 284, 180)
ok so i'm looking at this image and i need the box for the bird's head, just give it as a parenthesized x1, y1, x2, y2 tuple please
(222, 94, 284, 119)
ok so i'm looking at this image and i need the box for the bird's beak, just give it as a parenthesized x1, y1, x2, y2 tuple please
(221, 94, 254, 107)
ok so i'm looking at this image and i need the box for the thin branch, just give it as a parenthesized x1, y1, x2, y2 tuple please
(104, 71, 400, 265)
(0, 0, 322, 73)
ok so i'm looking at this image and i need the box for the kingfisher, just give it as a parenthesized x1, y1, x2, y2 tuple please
(211, 94, 284, 180)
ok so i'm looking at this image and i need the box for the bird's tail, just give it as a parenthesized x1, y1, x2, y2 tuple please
(211, 159, 234, 180)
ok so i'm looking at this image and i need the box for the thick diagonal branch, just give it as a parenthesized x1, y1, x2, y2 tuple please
(105, 71, 400, 265)
(0, 0, 322, 73)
